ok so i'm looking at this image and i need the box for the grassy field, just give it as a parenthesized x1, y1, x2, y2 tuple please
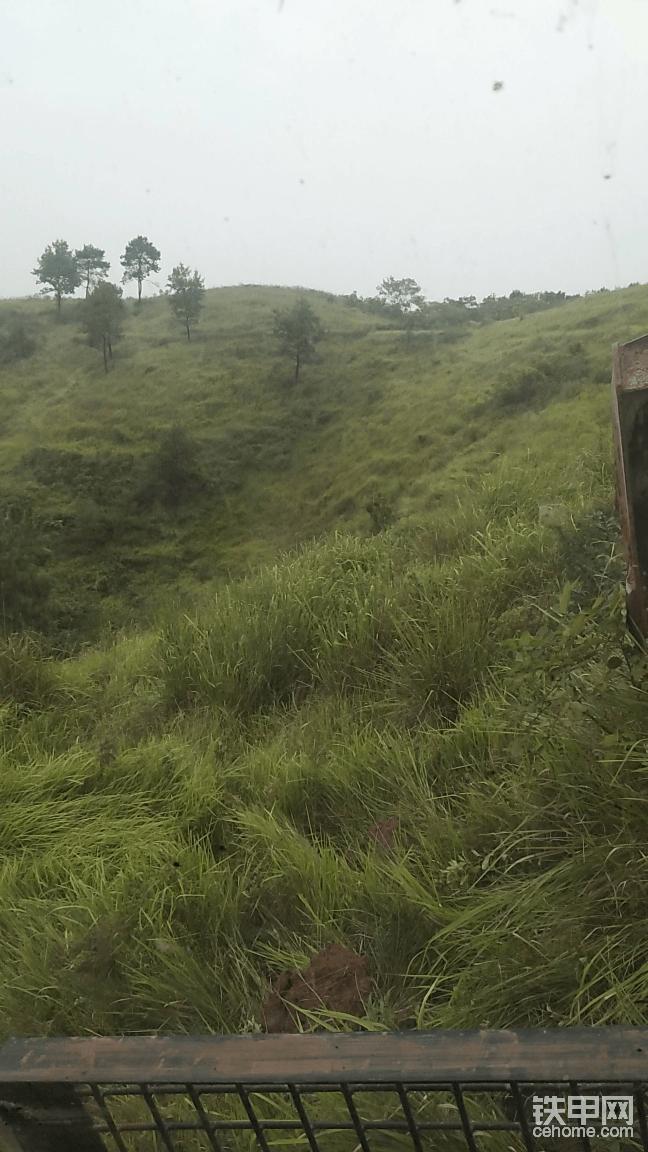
(1, 281, 648, 1069)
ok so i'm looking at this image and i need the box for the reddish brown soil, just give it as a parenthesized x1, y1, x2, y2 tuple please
(261, 943, 372, 1033)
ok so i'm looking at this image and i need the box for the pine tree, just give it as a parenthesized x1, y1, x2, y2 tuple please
(75, 245, 110, 297)
(120, 235, 161, 301)
(166, 265, 205, 340)
(32, 240, 81, 313)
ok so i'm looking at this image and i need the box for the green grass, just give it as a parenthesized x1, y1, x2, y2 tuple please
(0, 281, 648, 1144)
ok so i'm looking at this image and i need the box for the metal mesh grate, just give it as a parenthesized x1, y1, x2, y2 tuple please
(75, 1080, 647, 1152)
(1, 1029, 648, 1151)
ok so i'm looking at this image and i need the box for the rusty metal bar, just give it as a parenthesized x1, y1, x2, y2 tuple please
(453, 1081, 482, 1152)
(340, 1081, 372, 1152)
(509, 1082, 536, 1152)
(3, 1028, 648, 1084)
(612, 332, 648, 639)
(570, 1079, 593, 1152)
(2, 1029, 648, 1152)
(396, 1082, 425, 1152)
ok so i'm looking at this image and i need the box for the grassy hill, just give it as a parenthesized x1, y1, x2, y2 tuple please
(2, 282, 648, 1069)
(1, 283, 645, 644)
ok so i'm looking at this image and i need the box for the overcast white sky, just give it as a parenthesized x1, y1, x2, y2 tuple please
(2, 0, 648, 302)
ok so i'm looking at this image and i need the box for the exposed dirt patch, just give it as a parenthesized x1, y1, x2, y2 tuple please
(366, 816, 399, 856)
(261, 943, 372, 1032)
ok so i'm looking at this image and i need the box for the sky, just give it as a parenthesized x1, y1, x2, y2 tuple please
(2, 0, 648, 303)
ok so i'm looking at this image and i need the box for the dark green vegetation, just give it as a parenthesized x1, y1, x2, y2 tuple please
(33, 235, 163, 312)
(0, 311, 37, 366)
(273, 293, 325, 381)
(32, 239, 82, 312)
(167, 264, 206, 341)
(1, 281, 648, 1074)
(83, 283, 126, 373)
(75, 244, 110, 298)
(375, 275, 425, 317)
(120, 234, 161, 302)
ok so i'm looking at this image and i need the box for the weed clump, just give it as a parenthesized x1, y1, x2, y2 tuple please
(0, 320, 37, 365)
(366, 492, 397, 533)
(0, 633, 59, 708)
(137, 426, 211, 508)
(493, 342, 591, 409)
(0, 500, 51, 635)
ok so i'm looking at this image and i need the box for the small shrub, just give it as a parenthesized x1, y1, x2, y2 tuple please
(0, 322, 37, 366)
(437, 329, 469, 345)
(23, 448, 140, 506)
(494, 344, 591, 409)
(0, 503, 51, 634)
(137, 427, 210, 509)
(366, 492, 397, 533)
(0, 633, 59, 708)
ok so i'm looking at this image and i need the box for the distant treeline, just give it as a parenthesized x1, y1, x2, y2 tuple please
(342, 284, 629, 327)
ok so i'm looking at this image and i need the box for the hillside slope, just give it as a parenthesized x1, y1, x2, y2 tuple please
(1, 283, 648, 1072)
(0, 283, 646, 644)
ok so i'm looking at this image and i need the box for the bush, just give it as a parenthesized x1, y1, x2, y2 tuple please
(24, 448, 140, 506)
(157, 533, 398, 715)
(366, 493, 397, 533)
(0, 322, 37, 366)
(0, 501, 51, 635)
(494, 343, 591, 409)
(0, 633, 59, 708)
(137, 427, 210, 509)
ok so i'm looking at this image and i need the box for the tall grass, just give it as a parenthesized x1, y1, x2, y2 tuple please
(0, 432, 637, 1050)
(1, 280, 648, 1152)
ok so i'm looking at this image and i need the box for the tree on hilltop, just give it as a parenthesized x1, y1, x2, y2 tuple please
(32, 240, 81, 313)
(166, 264, 205, 340)
(273, 296, 324, 383)
(376, 276, 424, 317)
(83, 283, 125, 373)
(120, 235, 161, 301)
(75, 244, 110, 298)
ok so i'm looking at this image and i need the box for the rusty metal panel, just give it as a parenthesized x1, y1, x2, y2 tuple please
(2, 1027, 648, 1084)
(3, 1030, 648, 1151)
(612, 332, 648, 639)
